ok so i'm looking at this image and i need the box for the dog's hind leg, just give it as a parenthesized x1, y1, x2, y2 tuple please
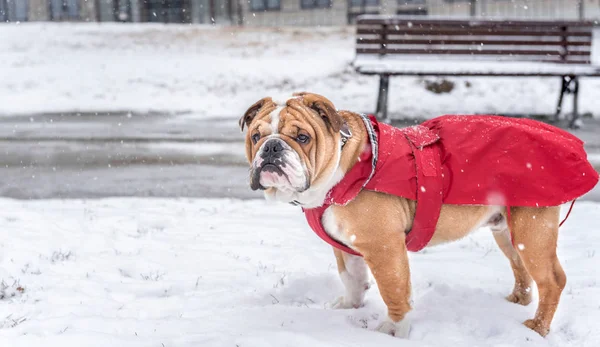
(492, 227, 533, 306)
(509, 206, 566, 337)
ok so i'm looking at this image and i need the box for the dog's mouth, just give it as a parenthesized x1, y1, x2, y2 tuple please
(261, 163, 285, 175)
(250, 163, 290, 191)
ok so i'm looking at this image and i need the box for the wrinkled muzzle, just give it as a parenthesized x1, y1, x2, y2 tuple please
(250, 138, 309, 192)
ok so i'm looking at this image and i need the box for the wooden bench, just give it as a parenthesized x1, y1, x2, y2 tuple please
(353, 15, 600, 128)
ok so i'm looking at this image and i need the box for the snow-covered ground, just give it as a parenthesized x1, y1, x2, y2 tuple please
(1, 22, 599, 346)
(1, 23, 600, 119)
(1, 198, 599, 346)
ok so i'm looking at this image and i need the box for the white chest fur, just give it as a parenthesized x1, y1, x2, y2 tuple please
(322, 207, 355, 248)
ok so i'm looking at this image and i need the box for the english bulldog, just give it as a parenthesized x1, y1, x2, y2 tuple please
(238, 92, 599, 338)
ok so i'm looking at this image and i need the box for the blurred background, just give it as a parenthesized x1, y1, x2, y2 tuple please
(1, 0, 600, 24)
(0, 0, 599, 200)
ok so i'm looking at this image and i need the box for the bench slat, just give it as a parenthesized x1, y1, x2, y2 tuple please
(355, 68, 599, 76)
(353, 57, 600, 75)
(356, 38, 592, 47)
(356, 48, 591, 57)
(356, 17, 597, 28)
(356, 28, 593, 37)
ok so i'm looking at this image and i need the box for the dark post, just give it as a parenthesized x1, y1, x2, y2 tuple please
(94, 0, 102, 21)
(577, 0, 584, 21)
(380, 23, 386, 57)
(236, 0, 244, 25)
(112, 0, 118, 21)
(560, 25, 568, 62)
(209, 0, 216, 24)
(346, 0, 351, 25)
(0, 0, 8, 22)
(227, 0, 233, 23)
(470, 0, 476, 17)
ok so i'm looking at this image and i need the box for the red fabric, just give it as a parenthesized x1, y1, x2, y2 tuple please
(423, 115, 598, 207)
(303, 115, 599, 256)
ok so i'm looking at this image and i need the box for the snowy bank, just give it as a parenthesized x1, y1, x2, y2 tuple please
(0, 198, 599, 346)
(1, 23, 600, 119)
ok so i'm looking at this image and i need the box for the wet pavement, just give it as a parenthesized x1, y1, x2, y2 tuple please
(0, 112, 260, 200)
(0, 112, 598, 201)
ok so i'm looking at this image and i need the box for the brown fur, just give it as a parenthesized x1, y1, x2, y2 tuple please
(241, 95, 342, 190)
(240, 93, 566, 337)
(330, 191, 564, 335)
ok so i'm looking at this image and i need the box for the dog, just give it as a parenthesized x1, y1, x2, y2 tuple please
(238, 92, 599, 338)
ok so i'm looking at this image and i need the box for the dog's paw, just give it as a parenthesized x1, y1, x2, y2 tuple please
(506, 291, 532, 306)
(524, 319, 550, 337)
(329, 295, 363, 309)
(375, 318, 411, 338)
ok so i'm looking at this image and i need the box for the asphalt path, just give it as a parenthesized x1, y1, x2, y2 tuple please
(0, 112, 597, 201)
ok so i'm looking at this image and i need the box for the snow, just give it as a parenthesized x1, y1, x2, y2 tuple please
(0, 22, 599, 344)
(1, 198, 599, 346)
(589, 154, 600, 165)
(1, 23, 600, 119)
(353, 56, 600, 76)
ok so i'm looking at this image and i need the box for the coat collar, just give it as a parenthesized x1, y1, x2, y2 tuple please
(322, 114, 379, 206)
(291, 114, 379, 208)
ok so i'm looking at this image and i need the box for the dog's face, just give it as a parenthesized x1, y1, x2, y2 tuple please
(239, 92, 345, 206)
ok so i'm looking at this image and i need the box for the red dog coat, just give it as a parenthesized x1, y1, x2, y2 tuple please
(303, 114, 599, 256)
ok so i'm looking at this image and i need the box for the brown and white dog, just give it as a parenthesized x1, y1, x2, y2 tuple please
(239, 92, 567, 338)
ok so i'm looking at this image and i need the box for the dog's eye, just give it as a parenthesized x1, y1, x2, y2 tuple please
(251, 133, 260, 144)
(297, 134, 310, 144)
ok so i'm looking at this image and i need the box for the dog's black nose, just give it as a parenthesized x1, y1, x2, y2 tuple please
(261, 139, 284, 159)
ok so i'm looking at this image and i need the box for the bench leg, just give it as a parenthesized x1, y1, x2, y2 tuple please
(554, 76, 569, 123)
(376, 74, 390, 122)
(554, 76, 581, 129)
(568, 77, 580, 129)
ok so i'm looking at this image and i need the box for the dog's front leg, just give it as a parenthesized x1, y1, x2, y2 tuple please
(359, 237, 412, 338)
(331, 248, 371, 309)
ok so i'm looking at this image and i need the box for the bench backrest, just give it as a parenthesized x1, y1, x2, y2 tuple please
(356, 16, 596, 65)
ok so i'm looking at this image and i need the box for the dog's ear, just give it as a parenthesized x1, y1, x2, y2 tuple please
(239, 97, 271, 132)
(295, 92, 343, 133)
(311, 99, 343, 133)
